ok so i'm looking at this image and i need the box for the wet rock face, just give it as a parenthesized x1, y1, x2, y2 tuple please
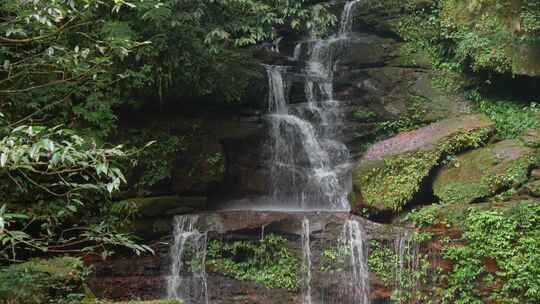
(332, 31, 472, 158)
(88, 212, 406, 304)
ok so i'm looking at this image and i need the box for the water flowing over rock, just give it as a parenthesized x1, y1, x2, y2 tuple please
(393, 230, 420, 298)
(301, 218, 313, 304)
(167, 215, 209, 304)
(339, 0, 361, 36)
(222, 1, 366, 211)
(168, 212, 393, 304)
(339, 220, 370, 304)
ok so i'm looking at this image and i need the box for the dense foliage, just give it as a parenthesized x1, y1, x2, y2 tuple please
(207, 234, 300, 291)
(404, 201, 540, 303)
(0, 0, 335, 262)
(443, 202, 540, 303)
(0, 0, 335, 137)
(0, 256, 87, 303)
(0, 118, 153, 261)
(396, 0, 540, 75)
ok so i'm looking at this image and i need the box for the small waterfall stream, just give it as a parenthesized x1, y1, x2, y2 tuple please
(394, 230, 420, 300)
(301, 218, 313, 304)
(167, 215, 209, 304)
(341, 220, 370, 304)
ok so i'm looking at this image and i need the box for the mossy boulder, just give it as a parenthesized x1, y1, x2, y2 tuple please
(0, 257, 87, 304)
(122, 196, 207, 239)
(520, 128, 540, 146)
(352, 114, 495, 213)
(525, 180, 540, 197)
(125, 196, 207, 217)
(433, 139, 537, 204)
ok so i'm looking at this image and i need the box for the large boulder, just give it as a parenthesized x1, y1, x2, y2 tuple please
(525, 180, 540, 197)
(352, 114, 495, 213)
(433, 139, 537, 204)
(125, 196, 207, 240)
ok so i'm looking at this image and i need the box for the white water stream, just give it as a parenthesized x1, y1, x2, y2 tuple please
(167, 215, 209, 304)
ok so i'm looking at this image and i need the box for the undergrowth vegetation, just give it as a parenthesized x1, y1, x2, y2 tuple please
(206, 234, 300, 291)
(404, 201, 540, 303)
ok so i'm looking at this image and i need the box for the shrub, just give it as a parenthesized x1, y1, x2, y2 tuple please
(0, 257, 88, 304)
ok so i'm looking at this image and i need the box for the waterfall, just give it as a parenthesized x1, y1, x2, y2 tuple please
(340, 220, 370, 304)
(264, 64, 349, 210)
(394, 230, 420, 300)
(301, 218, 313, 304)
(339, 0, 361, 35)
(257, 0, 364, 211)
(167, 215, 209, 304)
(266, 65, 289, 114)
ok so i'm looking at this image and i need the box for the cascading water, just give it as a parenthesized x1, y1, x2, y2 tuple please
(167, 215, 209, 304)
(340, 220, 370, 304)
(339, 0, 361, 35)
(301, 218, 313, 304)
(393, 229, 420, 300)
(256, 0, 363, 211)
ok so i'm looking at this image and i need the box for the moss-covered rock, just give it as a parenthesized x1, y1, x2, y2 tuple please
(125, 196, 207, 217)
(433, 139, 537, 204)
(525, 180, 540, 197)
(0, 257, 87, 304)
(352, 114, 495, 213)
(119, 196, 207, 239)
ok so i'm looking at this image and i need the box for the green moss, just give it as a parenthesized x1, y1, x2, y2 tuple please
(206, 234, 300, 291)
(486, 154, 537, 189)
(526, 180, 540, 197)
(352, 111, 378, 122)
(435, 148, 537, 204)
(356, 127, 492, 211)
(404, 204, 447, 228)
(436, 182, 491, 204)
(356, 150, 439, 211)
